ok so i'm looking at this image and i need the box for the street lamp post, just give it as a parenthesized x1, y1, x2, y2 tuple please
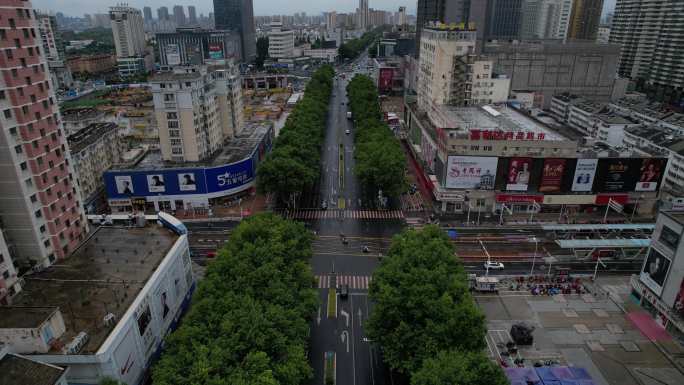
(631, 194, 644, 222)
(530, 237, 538, 275)
(593, 257, 607, 281)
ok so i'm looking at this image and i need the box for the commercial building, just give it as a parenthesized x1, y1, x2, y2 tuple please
(173, 5, 186, 27)
(415, 0, 468, 57)
(156, 28, 241, 66)
(303, 48, 339, 63)
(0, 345, 67, 385)
(143, 6, 152, 22)
(67, 123, 125, 209)
(373, 58, 406, 95)
(417, 24, 511, 112)
(157, 6, 170, 21)
(150, 63, 244, 163)
(483, 40, 625, 108)
(61, 107, 109, 136)
(597, 25, 610, 43)
(109, 5, 147, 76)
(357, 0, 369, 30)
(630, 211, 684, 343)
(66, 54, 117, 75)
(610, 0, 684, 102)
(213, 0, 256, 62)
(268, 21, 295, 60)
(567, 0, 604, 40)
(104, 122, 272, 213)
(520, 0, 573, 40)
(0, 0, 89, 267)
(0, 216, 195, 385)
(485, 0, 524, 40)
(188, 6, 197, 25)
(405, 101, 666, 215)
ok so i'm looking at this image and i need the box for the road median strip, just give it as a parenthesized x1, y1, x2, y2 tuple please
(327, 287, 337, 318)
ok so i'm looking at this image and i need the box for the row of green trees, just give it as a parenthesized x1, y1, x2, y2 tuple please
(338, 30, 380, 59)
(347, 75, 406, 202)
(152, 214, 318, 385)
(256, 65, 334, 207)
(367, 226, 508, 385)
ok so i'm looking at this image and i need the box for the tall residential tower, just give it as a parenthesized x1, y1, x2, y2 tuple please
(213, 0, 256, 62)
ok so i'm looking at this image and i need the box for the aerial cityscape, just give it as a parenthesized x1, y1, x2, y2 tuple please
(1, 0, 684, 384)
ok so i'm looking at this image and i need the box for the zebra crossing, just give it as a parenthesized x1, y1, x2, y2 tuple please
(279, 209, 404, 220)
(316, 275, 372, 290)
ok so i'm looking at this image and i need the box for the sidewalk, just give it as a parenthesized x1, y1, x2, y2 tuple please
(172, 192, 269, 222)
(437, 211, 656, 228)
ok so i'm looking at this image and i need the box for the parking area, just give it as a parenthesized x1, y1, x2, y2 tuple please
(475, 275, 684, 385)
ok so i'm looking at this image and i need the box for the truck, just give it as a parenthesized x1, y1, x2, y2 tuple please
(347, 111, 352, 119)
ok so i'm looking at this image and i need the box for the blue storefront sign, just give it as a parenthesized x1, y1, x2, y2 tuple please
(104, 156, 254, 199)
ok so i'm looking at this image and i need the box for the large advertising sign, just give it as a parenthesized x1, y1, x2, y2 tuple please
(113, 329, 144, 385)
(635, 158, 665, 192)
(571, 159, 598, 192)
(445, 156, 497, 190)
(539, 159, 566, 193)
(166, 44, 181, 66)
(378, 68, 394, 92)
(506, 157, 532, 191)
(640, 248, 671, 295)
(105, 156, 255, 199)
(208, 43, 224, 59)
(598, 159, 632, 192)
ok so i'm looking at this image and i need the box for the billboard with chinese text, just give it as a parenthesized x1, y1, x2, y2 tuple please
(539, 159, 566, 193)
(445, 156, 498, 189)
(506, 157, 532, 191)
(378, 68, 393, 92)
(571, 158, 598, 192)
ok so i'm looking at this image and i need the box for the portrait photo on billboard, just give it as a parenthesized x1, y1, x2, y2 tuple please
(446, 156, 498, 190)
(640, 248, 671, 294)
(506, 157, 532, 191)
(146, 174, 166, 193)
(571, 158, 598, 192)
(178, 173, 197, 191)
(539, 159, 566, 193)
(635, 158, 665, 192)
(115, 175, 134, 195)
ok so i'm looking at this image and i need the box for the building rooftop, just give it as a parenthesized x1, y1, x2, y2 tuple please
(0, 307, 58, 330)
(663, 211, 684, 227)
(610, 98, 674, 121)
(434, 104, 568, 141)
(67, 122, 118, 154)
(61, 107, 103, 122)
(625, 124, 684, 156)
(124, 121, 272, 171)
(150, 70, 204, 82)
(0, 351, 65, 385)
(573, 99, 607, 114)
(596, 112, 634, 125)
(9, 225, 179, 354)
(663, 112, 684, 129)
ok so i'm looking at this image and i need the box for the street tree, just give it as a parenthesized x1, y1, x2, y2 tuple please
(411, 350, 509, 385)
(367, 226, 486, 374)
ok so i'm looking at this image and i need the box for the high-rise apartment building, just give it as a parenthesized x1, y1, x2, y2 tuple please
(188, 6, 197, 25)
(110, 5, 147, 76)
(520, 0, 573, 40)
(567, 0, 604, 40)
(415, 0, 469, 57)
(0, 0, 89, 267)
(0, 228, 21, 305)
(143, 6, 153, 22)
(485, 0, 524, 40)
(213, 0, 256, 62)
(417, 24, 511, 112)
(610, 0, 684, 101)
(398, 6, 407, 26)
(358, 0, 369, 30)
(36, 12, 72, 90)
(268, 21, 294, 59)
(158, 6, 170, 21)
(173, 5, 186, 27)
(151, 63, 244, 162)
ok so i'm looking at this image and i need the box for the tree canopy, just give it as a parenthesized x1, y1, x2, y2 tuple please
(256, 36, 269, 68)
(256, 65, 334, 206)
(367, 226, 505, 384)
(152, 214, 318, 385)
(338, 29, 381, 60)
(346, 75, 406, 202)
(411, 350, 509, 385)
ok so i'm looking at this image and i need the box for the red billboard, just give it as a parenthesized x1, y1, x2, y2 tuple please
(378, 68, 394, 91)
(635, 158, 665, 192)
(539, 159, 566, 193)
(496, 194, 543, 203)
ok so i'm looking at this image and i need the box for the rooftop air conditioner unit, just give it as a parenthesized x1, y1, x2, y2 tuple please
(103, 313, 117, 327)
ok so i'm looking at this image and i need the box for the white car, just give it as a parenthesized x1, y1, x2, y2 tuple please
(484, 261, 504, 270)
(345, 129, 351, 135)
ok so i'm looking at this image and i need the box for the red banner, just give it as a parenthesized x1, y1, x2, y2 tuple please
(595, 194, 629, 205)
(496, 194, 544, 203)
(378, 68, 393, 91)
(539, 159, 566, 193)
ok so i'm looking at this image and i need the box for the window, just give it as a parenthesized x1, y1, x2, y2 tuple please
(0, 90, 4, 99)
(22, 28, 28, 38)
(5, 49, 13, 60)
(30, 194, 37, 203)
(659, 226, 681, 250)
(39, 224, 45, 233)
(20, 57, 26, 67)
(20, 162, 27, 170)
(14, 145, 22, 154)
(185, 82, 191, 87)
(476, 199, 486, 208)
(2, 270, 9, 280)
(166, 112, 178, 119)
(168, 121, 179, 128)
(13, 38, 20, 48)
(27, 46, 33, 56)
(10, 68, 17, 77)
(4, 109, 11, 119)
(34, 209, 42, 218)
(163, 93, 175, 102)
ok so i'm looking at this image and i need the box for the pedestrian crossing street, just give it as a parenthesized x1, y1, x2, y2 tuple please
(279, 209, 404, 220)
(316, 275, 372, 290)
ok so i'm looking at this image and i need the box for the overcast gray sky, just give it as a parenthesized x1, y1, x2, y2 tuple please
(33, 0, 615, 19)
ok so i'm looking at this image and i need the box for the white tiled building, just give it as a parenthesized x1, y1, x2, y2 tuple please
(268, 21, 294, 59)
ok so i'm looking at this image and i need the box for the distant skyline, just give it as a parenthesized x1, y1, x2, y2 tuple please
(33, 0, 615, 19)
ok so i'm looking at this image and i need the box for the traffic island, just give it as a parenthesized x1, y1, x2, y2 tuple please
(327, 288, 337, 318)
(324, 351, 336, 385)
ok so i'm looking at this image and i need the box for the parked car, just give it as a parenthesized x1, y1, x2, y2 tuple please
(340, 284, 349, 299)
(345, 129, 351, 135)
(484, 261, 505, 270)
